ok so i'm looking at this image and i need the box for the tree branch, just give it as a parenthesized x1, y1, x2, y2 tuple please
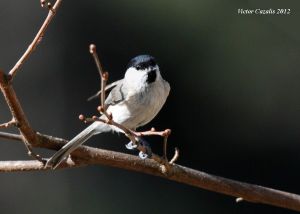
(0, 131, 22, 141)
(1, 132, 300, 212)
(8, 0, 63, 80)
(0, 0, 63, 161)
(0, 159, 82, 172)
(0, 71, 44, 161)
(0, 71, 37, 143)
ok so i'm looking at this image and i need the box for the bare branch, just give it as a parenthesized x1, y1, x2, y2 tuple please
(89, 44, 107, 108)
(169, 147, 179, 164)
(0, 118, 17, 129)
(0, 159, 83, 172)
(0, 71, 37, 145)
(0, 131, 22, 141)
(0, 71, 47, 162)
(133, 128, 171, 137)
(1, 133, 300, 212)
(8, 0, 63, 80)
(0, 71, 35, 141)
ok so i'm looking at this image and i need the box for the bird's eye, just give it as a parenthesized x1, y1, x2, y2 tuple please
(136, 65, 141, 70)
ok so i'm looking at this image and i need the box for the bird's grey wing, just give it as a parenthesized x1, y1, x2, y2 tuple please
(104, 81, 128, 106)
(87, 79, 123, 101)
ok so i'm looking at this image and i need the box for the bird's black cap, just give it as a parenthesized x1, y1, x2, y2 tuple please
(127, 55, 157, 70)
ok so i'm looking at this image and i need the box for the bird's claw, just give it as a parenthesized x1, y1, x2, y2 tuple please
(138, 140, 152, 159)
(126, 138, 152, 159)
(139, 151, 148, 159)
(125, 141, 138, 150)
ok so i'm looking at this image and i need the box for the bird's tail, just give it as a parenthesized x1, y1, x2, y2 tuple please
(46, 122, 110, 169)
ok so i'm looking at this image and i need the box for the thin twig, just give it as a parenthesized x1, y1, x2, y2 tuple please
(8, 0, 63, 80)
(89, 44, 107, 109)
(97, 106, 112, 121)
(169, 148, 179, 164)
(101, 73, 108, 110)
(0, 118, 17, 129)
(0, 131, 22, 141)
(133, 128, 171, 137)
(163, 136, 168, 160)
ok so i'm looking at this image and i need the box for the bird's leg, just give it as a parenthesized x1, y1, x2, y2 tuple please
(133, 128, 171, 160)
(136, 137, 152, 159)
(125, 135, 152, 159)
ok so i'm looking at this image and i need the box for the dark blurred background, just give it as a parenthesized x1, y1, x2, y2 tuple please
(0, 0, 300, 213)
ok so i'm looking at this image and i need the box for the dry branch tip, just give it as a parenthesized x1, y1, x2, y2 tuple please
(79, 114, 85, 121)
(89, 44, 96, 54)
(97, 106, 104, 113)
(169, 147, 179, 164)
(0, 118, 18, 129)
(102, 72, 109, 81)
(40, 0, 46, 7)
(236, 197, 244, 203)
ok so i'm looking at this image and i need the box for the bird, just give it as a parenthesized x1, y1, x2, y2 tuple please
(46, 55, 170, 169)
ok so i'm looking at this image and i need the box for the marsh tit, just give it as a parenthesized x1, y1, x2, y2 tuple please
(46, 55, 170, 168)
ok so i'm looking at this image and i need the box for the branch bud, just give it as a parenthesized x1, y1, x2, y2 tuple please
(164, 129, 171, 136)
(79, 114, 85, 121)
(89, 44, 96, 54)
(47, 2, 52, 9)
(102, 72, 109, 81)
(40, 0, 46, 7)
(97, 105, 104, 112)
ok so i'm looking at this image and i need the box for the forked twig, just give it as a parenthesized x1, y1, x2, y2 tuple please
(89, 44, 108, 109)
(0, 71, 44, 162)
(0, 0, 63, 161)
(0, 118, 17, 129)
(8, 0, 63, 80)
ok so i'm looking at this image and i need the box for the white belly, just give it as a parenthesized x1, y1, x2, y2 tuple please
(107, 79, 170, 130)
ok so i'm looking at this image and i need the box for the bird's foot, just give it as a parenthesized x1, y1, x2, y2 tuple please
(138, 138, 152, 159)
(139, 151, 148, 159)
(125, 137, 152, 159)
(125, 141, 138, 150)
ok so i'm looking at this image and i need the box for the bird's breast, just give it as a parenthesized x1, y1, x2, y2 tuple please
(107, 78, 170, 130)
